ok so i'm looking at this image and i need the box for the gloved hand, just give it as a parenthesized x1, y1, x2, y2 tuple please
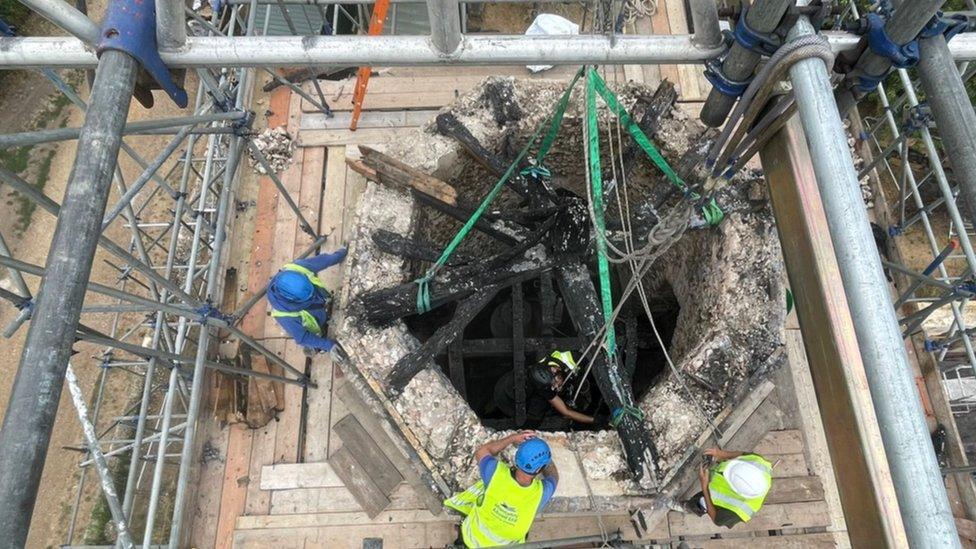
(592, 412, 611, 429)
(335, 247, 348, 262)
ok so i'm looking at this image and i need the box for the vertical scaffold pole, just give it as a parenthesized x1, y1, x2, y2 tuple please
(0, 49, 138, 548)
(787, 15, 960, 547)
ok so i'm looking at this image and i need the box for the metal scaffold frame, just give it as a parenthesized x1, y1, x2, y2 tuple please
(0, 0, 972, 546)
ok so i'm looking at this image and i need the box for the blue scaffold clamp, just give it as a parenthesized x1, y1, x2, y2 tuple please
(98, 0, 189, 108)
(920, 11, 975, 43)
(855, 12, 920, 92)
(703, 48, 752, 99)
(732, 3, 782, 57)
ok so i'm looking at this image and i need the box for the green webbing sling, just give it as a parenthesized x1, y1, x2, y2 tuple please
(587, 69, 724, 227)
(415, 67, 586, 314)
(585, 68, 618, 357)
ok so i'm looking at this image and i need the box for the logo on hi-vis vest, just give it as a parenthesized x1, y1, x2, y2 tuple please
(490, 502, 520, 525)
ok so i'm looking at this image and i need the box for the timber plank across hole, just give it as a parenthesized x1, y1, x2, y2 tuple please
(328, 446, 394, 519)
(334, 414, 405, 496)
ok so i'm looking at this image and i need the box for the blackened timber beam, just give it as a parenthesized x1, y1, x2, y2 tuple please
(512, 282, 527, 426)
(540, 271, 555, 336)
(358, 258, 551, 326)
(387, 284, 504, 394)
(620, 80, 678, 179)
(371, 229, 473, 266)
(410, 189, 521, 246)
(555, 263, 659, 486)
(448, 340, 466, 398)
(435, 112, 550, 205)
(456, 337, 584, 357)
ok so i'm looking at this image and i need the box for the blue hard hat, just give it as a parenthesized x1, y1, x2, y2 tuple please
(274, 271, 314, 302)
(514, 438, 551, 474)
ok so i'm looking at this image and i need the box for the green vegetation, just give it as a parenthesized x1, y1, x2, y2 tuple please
(1, 76, 78, 234)
(82, 453, 131, 546)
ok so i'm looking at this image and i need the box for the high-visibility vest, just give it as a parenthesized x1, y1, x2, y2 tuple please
(270, 263, 330, 336)
(707, 454, 773, 522)
(446, 468, 544, 547)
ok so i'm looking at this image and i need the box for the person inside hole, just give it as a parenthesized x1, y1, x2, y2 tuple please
(491, 350, 607, 428)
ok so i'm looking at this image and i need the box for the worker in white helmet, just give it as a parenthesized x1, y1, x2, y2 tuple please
(683, 447, 773, 528)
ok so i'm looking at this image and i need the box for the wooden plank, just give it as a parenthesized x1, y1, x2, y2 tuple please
(695, 533, 841, 548)
(233, 523, 443, 549)
(768, 453, 810, 479)
(215, 424, 253, 549)
(188, 414, 230, 549)
(668, 501, 830, 537)
(784, 330, 848, 538)
(342, 158, 367, 242)
(311, 75, 489, 96)
(244, 417, 279, 516)
(650, 0, 680, 89)
(754, 430, 804, 456)
(303, 90, 461, 113)
(260, 462, 345, 490)
(270, 483, 425, 515)
(765, 476, 825, 504)
(334, 379, 446, 514)
(301, 110, 436, 131)
(325, 447, 392, 518)
(663, 0, 706, 102)
(957, 517, 976, 541)
(297, 128, 417, 148)
(334, 414, 404, 496)
(274, 341, 306, 464)
(358, 145, 458, 204)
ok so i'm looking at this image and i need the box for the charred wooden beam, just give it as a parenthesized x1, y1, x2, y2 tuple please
(371, 229, 473, 266)
(555, 263, 659, 486)
(358, 258, 553, 326)
(349, 147, 458, 205)
(435, 112, 551, 205)
(448, 340, 466, 398)
(620, 80, 678, 179)
(387, 284, 503, 394)
(409, 190, 521, 246)
(512, 282, 527, 426)
(455, 337, 584, 357)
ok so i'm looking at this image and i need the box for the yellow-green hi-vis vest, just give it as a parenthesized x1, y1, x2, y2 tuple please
(444, 470, 544, 547)
(270, 263, 329, 336)
(707, 454, 773, 522)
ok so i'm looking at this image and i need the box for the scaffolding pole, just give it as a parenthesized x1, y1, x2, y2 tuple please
(787, 15, 960, 547)
(0, 49, 139, 548)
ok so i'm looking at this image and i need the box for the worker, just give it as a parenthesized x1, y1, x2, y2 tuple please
(445, 431, 558, 547)
(493, 350, 597, 427)
(267, 248, 347, 353)
(683, 447, 773, 528)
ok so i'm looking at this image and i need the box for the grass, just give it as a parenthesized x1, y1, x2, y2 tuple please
(1, 77, 77, 234)
(81, 452, 131, 545)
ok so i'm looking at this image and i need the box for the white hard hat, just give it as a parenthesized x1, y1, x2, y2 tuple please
(723, 459, 770, 499)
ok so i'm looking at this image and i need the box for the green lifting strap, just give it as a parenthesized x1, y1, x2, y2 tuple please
(587, 69, 724, 227)
(585, 68, 617, 357)
(413, 67, 585, 314)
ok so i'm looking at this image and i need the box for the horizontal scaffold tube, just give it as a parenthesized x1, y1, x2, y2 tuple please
(10, 32, 976, 69)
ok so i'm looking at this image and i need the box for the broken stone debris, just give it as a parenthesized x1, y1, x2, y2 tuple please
(248, 126, 294, 175)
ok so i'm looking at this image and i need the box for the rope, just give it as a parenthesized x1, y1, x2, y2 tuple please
(610, 405, 644, 428)
(620, 0, 657, 27)
(411, 68, 585, 313)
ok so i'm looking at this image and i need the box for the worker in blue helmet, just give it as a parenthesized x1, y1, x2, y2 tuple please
(444, 431, 558, 546)
(267, 248, 347, 353)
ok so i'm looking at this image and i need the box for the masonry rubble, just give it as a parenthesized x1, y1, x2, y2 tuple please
(248, 126, 294, 175)
(333, 77, 787, 506)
